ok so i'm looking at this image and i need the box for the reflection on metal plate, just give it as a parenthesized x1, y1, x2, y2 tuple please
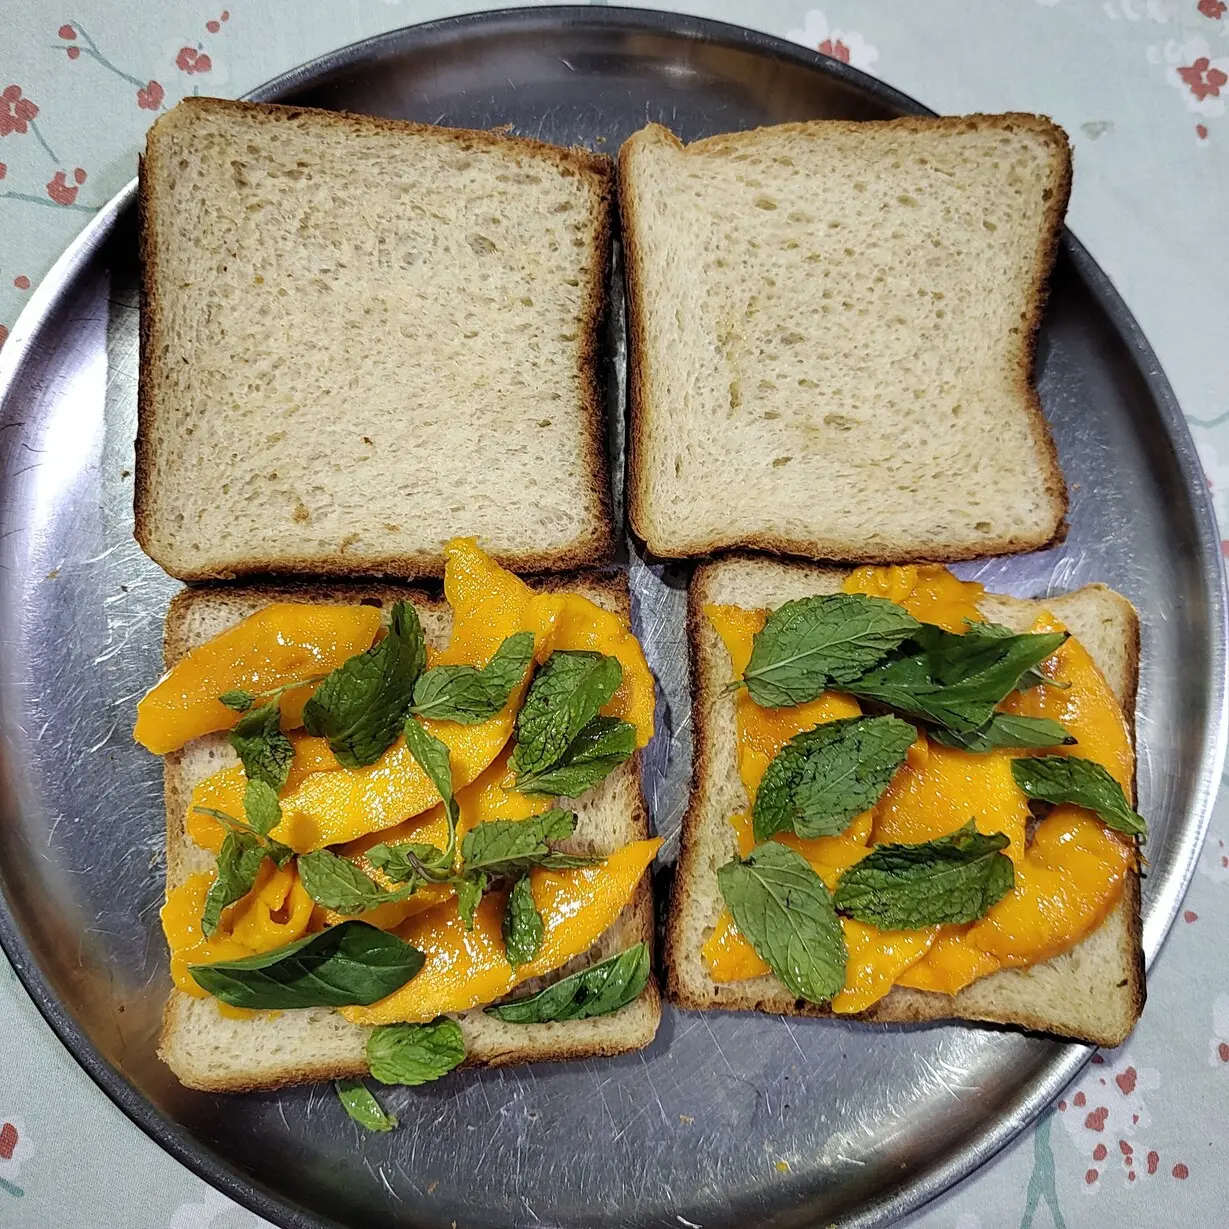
(0, 8, 1223, 1229)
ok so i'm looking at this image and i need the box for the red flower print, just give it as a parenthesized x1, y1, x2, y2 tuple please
(206, 19, 220, 33)
(1197, 123, 1209, 139)
(1173, 1162, 1190, 1179)
(58, 24, 76, 39)
(0, 162, 6, 179)
(1198, 0, 1226, 17)
(1178, 57, 1228, 101)
(66, 46, 80, 60)
(13, 276, 30, 291)
(0, 325, 8, 350)
(0, 1123, 15, 1161)
(137, 81, 164, 110)
(176, 47, 212, 75)
(46, 168, 86, 205)
(818, 38, 851, 63)
(0, 86, 39, 138)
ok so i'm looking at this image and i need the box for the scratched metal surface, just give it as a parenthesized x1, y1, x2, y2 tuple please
(0, 9, 1224, 1229)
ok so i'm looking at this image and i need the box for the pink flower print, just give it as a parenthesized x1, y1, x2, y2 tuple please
(46, 167, 86, 206)
(0, 86, 39, 138)
(1198, 0, 1225, 18)
(137, 81, 165, 110)
(819, 38, 851, 63)
(1178, 57, 1228, 102)
(176, 46, 212, 75)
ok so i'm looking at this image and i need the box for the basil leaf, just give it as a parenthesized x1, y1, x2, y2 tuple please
(485, 943, 650, 1023)
(514, 715, 636, 797)
(410, 632, 535, 724)
(367, 1017, 466, 1086)
(454, 872, 488, 929)
(753, 715, 915, 842)
(402, 717, 459, 869)
(1011, 755, 1145, 838)
(846, 625, 1067, 733)
(833, 821, 1015, 929)
(366, 841, 444, 885)
(459, 809, 596, 877)
(229, 700, 294, 790)
(219, 688, 256, 713)
(930, 713, 1074, 753)
(502, 875, 544, 967)
(200, 832, 269, 939)
(741, 594, 920, 708)
(189, 920, 424, 1010)
(510, 651, 623, 777)
(243, 778, 282, 837)
(335, 1079, 397, 1132)
(298, 848, 416, 914)
(303, 601, 426, 769)
(716, 842, 846, 1003)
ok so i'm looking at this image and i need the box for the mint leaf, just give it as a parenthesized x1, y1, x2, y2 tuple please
(514, 715, 636, 797)
(366, 841, 446, 885)
(200, 832, 269, 938)
(1011, 755, 1145, 838)
(367, 1017, 466, 1086)
(229, 700, 293, 790)
(459, 809, 595, 877)
(930, 713, 1074, 753)
(716, 842, 846, 1003)
(741, 594, 920, 708)
(502, 875, 544, 967)
(846, 625, 1067, 733)
(485, 943, 650, 1023)
(833, 822, 1014, 928)
(401, 717, 459, 871)
(243, 778, 282, 837)
(410, 632, 534, 724)
(298, 848, 416, 914)
(510, 651, 623, 777)
(753, 715, 914, 842)
(219, 689, 256, 713)
(189, 920, 424, 1010)
(303, 601, 426, 768)
(454, 872, 488, 929)
(335, 1079, 397, 1132)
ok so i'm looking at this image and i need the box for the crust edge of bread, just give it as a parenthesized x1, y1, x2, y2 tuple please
(665, 555, 1144, 1049)
(619, 113, 1072, 566)
(134, 96, 617, 583)
(157, 570, 661, 1091)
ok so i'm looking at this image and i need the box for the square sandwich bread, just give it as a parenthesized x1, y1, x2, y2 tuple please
(619, 115, 1071, 564)
(160, 576, 659, 1091)
(137, 98, 615, 581)
(668, 555, 1143, 1048)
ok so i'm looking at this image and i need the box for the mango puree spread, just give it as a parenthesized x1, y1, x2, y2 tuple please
(701, 564, 1135, 1012)
(141, 539, 659, 1023)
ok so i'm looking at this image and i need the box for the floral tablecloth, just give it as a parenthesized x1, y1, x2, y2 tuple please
(2, 1, 1227, 1226)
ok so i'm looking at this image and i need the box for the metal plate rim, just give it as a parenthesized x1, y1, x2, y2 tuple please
(0, 7, 1224, 1229)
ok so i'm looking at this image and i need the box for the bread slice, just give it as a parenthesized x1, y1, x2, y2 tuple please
(668, 555, 1143, 1048)
(158, 575, 659, 1091)
(619, 116, 1070, 563)
(136, 97, 615, 581)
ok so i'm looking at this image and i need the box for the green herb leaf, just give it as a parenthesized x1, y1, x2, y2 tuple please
(502, 875, 544, 967)
(741, 594, 920, 708)
(716, 842, 846, 1003)
(510, 651, 623, 777)
(930, 713, 1074, 753)
(833, 821, 1015, 929)
(200, 832, 269, 938)
(335, 1079, 398, 1132)
(366, 842, 445, 885)
(514, 715, 636, 797)
(846, 625, 1068, 733)
(1011, 755, 1145, 838)
(410, 632, 535, 724)
(753, 715, 915, 842)
(401, 717, 460, 871)
(189, 920, 424, 1010)
(219, 689, 256, 713)
(367, 1017, 466, 1086)
(229, 701, 294, 790)
(297, 848, 416, 915)
(243, 778, 283, 837)
(485, 943, 650, 1023)
(459, 809, 595, 877)
(303, 601, 426, 769)
(454, 872, 488, 929)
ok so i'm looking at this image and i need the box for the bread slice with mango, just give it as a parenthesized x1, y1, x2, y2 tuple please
(668, 555, 1143, 1048)
(148, 557, 659, 1093)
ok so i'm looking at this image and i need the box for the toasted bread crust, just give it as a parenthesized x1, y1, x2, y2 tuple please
(158, 571, 659, 1089)
(666, 557, 1144, 1047)
(621, 114, 1071, 564)
(135, 97, 615, 580)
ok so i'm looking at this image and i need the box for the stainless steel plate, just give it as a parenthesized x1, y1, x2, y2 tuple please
(0, 7, 1223, 1229)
